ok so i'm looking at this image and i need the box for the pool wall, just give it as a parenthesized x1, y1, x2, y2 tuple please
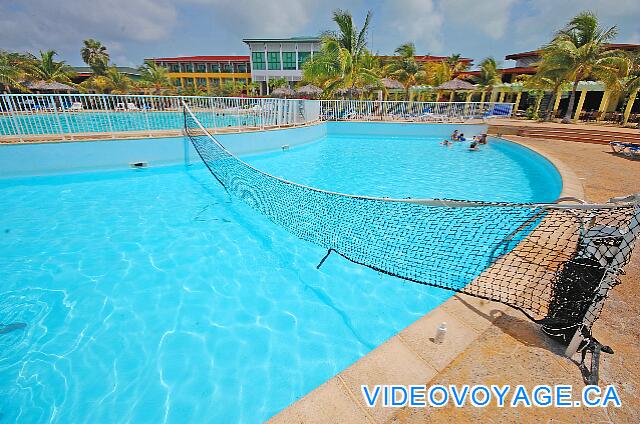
(0, 123, 327, 177)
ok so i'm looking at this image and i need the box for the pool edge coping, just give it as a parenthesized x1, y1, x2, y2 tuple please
(267, 136, 584, 424)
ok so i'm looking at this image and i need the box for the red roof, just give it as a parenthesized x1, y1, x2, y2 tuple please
(148, 55, 250, 63)
(459, 66, 537, 77)
(505, 43, 640, 60)
(377, 55, 473, 64)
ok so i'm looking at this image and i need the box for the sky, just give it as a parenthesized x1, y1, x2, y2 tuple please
(1, 0, 639, 69)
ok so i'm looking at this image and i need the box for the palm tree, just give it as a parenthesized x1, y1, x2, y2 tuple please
(81, 39, 109, 76)
(104, 67, 132, 94)
(423, 61, 452, 87)
(445, 53, 468, 73)
(79, 66, 132, 94)
(138, 62, 171, 94)
(384, 42, 426, 96)
(0, 51, 30, 93)
(471, 57, 502, 101)
(529, 63, 568, 120)
(303, 9, 379, 96)
(541, 12, 627, 123)
(25, 50, 75, 83)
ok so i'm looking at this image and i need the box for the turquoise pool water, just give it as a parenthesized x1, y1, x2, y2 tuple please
(0, 124, 561, 423)
(246, 134, 561, 203)
(0, 111, 258, 135)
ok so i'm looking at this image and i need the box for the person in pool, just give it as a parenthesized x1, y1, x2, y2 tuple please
(469, 140, 479, 151)
(478, 133, 488, 144)
(451, 130, 460, 141)
(441, 139, 453, 146)
(459, 133, 466, 141)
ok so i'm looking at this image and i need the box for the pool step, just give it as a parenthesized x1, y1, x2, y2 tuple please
(488, 124, 640, 145)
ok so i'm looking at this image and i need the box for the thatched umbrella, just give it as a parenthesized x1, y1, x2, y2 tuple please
(380, 78, 404, 90)
(271, 86, 296, 98)
(296, 84, 322, 98)
(22, 80, 78, 92)
(434, 78, 476, 91)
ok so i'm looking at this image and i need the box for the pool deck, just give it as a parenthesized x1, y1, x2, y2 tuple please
(270, 135, 640, 423)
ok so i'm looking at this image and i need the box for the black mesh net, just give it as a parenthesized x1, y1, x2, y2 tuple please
(183, 104, 639, 346)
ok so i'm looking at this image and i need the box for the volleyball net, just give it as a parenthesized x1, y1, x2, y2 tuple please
(183, 102, 639, 380)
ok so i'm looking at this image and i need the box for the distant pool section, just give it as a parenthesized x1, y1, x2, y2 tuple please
(0, 122, 562, 204)
(0, 111, 261, 136)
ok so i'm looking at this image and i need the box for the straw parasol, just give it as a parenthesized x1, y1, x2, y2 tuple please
(22, 80, 77, 92)
(270, 86, 296, 98)
(296, 84, 322, 97)
(434, 78, 476, 91)
(380, 78, 404, 90)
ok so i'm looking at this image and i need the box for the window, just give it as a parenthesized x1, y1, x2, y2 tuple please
(196, 77, 207, 87)
(182, 63, 193, 72)
(298, 52, 310, 68)
(172, 78, 181, 87)
(184, 78, 194, 86)
(196, 63, 206, 72)
(282, 52, 296, 70)
(209, 63, 220, 73)
(170, 63, 180, 72)
(223, 63, 233, 73)
(236, 63, 247, 73)
(209, 78, 220, 87)
(252, 52, 265, 70)
(267, 52, 280, 70)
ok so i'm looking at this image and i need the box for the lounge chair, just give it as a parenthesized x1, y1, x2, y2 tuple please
(609, 141, 640, 154)
(69, 101, 83, 111)
(483, 104, 512, 120)
(126, 102, 139, 111)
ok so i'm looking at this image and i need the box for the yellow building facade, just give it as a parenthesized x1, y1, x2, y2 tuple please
(148, 56, 252, 92)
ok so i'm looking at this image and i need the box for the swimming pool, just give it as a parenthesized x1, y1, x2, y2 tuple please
(0, 123, 561, 423)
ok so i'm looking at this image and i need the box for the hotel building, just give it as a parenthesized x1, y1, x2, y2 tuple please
(148, 56, 252, 92)
(242, 37, 322, 95)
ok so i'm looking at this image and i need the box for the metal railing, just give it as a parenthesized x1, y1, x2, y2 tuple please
(319, 100, 515, 122)
(0, 94, 513, 142)
(0, 94, 320, 141)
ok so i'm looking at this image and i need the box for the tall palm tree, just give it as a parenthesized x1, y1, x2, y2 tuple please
(384, 42, 426, 96)
(471, 57, 502, 100)
(0, 51, 30, 92)
(303, 9, 379, 96)
(138, 62, 171, 94)
(541, 12, 627, 123)
(81, 39, 109, 76)
(25, 50, 75, 83)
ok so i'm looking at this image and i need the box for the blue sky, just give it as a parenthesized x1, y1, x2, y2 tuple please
(1, 0, 639, 68)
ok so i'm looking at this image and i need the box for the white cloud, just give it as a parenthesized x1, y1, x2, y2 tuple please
(379, 0, 444, 53)
(0, 0, 177, 64)
(439, 0, 516, 40)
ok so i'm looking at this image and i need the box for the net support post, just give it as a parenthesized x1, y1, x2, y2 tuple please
(565, 195, 640, 358)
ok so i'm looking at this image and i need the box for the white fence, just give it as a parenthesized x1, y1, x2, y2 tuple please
(0, 94, 320, 141)
(319, 100, 514, 122)
(0, 94, 512, 142)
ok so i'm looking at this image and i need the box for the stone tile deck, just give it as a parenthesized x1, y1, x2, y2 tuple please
(271, 135, 640, 423)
